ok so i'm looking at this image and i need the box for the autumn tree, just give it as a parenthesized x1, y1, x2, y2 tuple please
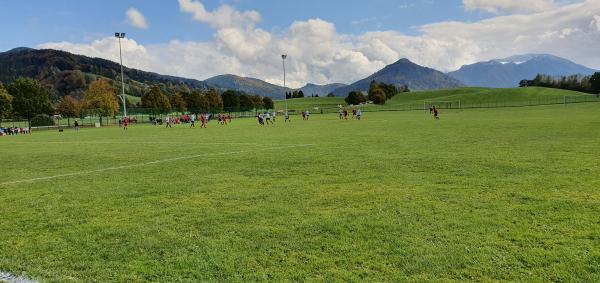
(251, 95, 264, 109)
(83, 79, 119, 124)
(55, 95, 81, 126)
(142, 86, 172, 114)
(205, 89, 223, 112)
(185, 91, 209, 113)
(170, 92, 187, 112)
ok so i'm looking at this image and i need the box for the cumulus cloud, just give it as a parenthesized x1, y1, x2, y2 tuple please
(125, 8, 149, 29)
(591, 15, 600, 32)
(178, 0, 260, 29)
(463, 0, 557, 14)
(39, 0, 600, 88)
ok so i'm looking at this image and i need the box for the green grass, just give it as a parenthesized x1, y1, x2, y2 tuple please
(274, 87, 593, 112)
(274, 97, 344, 111)
(126, 94, 141, 105)
(385, 87, 588, 105)
(1, 103, 600, 281)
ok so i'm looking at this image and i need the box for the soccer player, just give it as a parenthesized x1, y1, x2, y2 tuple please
(433, 106, 439, 120)
(258, 113, 264, 125)
(123, 116, 129, 130)
(74, 120, 79, 131)
(272, 111, 277, 123)
(202, 113, 208, 128)
(352, 109, 356, 119)
(190, 113, 196, 128)
(343, 109, 349, 120)
(265, 112, 272, 125)
(165, 116, 171, 128)
(305, 110, 310, 120)
(285, 111, 290, 123)
(339, 109, 344, 120)
(356, 109, 362, 120)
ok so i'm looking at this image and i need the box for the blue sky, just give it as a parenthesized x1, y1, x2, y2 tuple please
(1, 0, 598, 86)
(0, 0, 486, 51)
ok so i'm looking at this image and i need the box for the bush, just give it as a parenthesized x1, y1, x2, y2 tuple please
(30, 114, 55, 127)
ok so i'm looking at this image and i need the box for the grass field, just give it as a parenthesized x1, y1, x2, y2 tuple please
(275, 87, 593, 112)
(1, 103, 600, 281)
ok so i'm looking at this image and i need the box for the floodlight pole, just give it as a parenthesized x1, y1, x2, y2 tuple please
(282, 54, 288, 113)
(115, 32, 127, 119)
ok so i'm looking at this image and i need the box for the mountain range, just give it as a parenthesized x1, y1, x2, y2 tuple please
(1, 47, 597, 100)
(448, 54, 597, 88)
(0, 47, 209, 100)
(332, 58, 464, 96)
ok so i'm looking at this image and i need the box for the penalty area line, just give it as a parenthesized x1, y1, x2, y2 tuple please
(0, 144, 315, 186)
(0, 271, 37, 283)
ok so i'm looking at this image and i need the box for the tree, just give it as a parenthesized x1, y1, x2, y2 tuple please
(185, 91, 209, 113)
(345, 91, 366, 105)
(251, 95, 264, 109)
(239, 94, 254, 111)
(221, 90, 240, 111)
(205, 89, 223, 112)
(590, 72, 600, 95)
(83, 79, 119, 124)
(0, 84, 13, 125)
(263, 96, 274, 110)
(7, 77, 53, 128)
(369, 88, 387, 105)
(55, 96, 81, 126)
(142, 86, 171, 114)
(371, 91, 386, 105)
(170, 92, 187, 112)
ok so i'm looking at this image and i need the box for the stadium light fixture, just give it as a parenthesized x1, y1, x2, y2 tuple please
(115, 32, 127, 118)
(282, 54, 288, 114)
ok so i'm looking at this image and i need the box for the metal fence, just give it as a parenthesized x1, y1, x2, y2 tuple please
(2, 95, 599, 131)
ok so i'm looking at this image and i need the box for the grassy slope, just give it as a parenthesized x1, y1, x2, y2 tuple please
(385, 87, 588, 105)
(274, 87, 590, 111)
(126, 94, 141, 105)
(274, 97, 344, 111)
(1, 104, 600, 281)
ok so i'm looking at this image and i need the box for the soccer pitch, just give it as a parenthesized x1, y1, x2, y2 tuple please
(1, 104, 599, 281)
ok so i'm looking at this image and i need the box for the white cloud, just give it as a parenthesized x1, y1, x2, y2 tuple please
(591, 15, 600, 32)
(125, 8, 149, 30)
(463, 0, 557, 14)
(178, 0, 260, 29)
(38, 0, 600, 88)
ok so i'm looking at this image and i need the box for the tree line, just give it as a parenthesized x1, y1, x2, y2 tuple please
(0, 77, 276, 127)
(345, 80, 410, 105)
(520, 72, 600, 95)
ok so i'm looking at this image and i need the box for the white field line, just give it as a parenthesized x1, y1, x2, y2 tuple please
(0, 144, 314, 186)
(0, 271, 37, 283)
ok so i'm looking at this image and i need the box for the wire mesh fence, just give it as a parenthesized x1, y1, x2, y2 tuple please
(2, 95, 599, 132)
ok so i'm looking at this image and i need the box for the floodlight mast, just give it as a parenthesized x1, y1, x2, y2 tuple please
(115, 32, 127, 119)
(282, 54, 287, 114)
